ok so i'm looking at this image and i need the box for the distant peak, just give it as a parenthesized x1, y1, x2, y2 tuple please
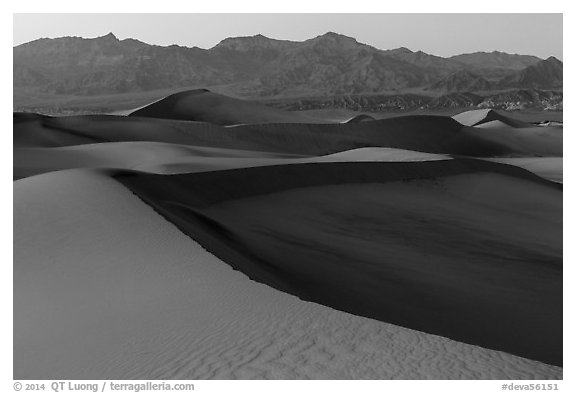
(214, 34, 277, 50)
(218, 34, 271, 42)
(545, 56, 562, 63)
(388, 47, 414, 54)
(241, 33, 272, 40)
(98, 32, 118, 41)
(314, 32, 357, 41)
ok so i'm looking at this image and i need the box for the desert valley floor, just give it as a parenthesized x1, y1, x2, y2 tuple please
(13, 89, 563, 379)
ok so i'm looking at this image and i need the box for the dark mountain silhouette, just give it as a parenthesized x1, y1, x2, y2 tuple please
(14, 32, 561, 100)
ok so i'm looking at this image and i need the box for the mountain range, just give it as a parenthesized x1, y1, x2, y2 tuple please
(14, 32, 562, 100)
(13, 32, 563, 113)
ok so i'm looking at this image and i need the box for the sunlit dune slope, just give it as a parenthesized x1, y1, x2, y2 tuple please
(452, 109, 533, 128)
(345, 114, 376, 123)
(14, 169, 562, 379)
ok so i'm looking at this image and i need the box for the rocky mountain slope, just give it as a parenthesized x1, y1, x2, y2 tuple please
(14, 32, 562, 99)
(501, 57, 563, 89)
(426, 70, 493, 93)
(262, 89, 563, 112)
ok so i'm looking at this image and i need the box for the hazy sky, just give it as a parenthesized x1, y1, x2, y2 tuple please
(13, 13, 563, 59)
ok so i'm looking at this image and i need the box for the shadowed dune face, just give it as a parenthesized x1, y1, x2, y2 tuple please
(462, 125, 562, 157)
(14, 169, 562, 379)
(128, 89, 322, 125)
(13, 92, 563, 378)
(14, 144, 448, 180)
(13, 113, 102, 148)
(13, 112, 561, 157)
(452, 109, 533, 128)
(451, 110, 563, 158)
(486, 157, 563, 183)
(115, 160, 562, 366)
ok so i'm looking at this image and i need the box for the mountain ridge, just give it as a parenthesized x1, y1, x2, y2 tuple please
(14, 32, 562, 100)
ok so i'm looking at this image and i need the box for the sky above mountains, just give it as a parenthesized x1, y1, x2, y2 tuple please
(13, 13, 562, 60)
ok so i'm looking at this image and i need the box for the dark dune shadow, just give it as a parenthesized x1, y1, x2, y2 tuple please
(14, 112, 561, 157)
(115, 160, 562, 366)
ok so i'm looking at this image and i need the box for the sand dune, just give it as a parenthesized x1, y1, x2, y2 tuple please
(14, 110, 562, 182)
(116, 160, 561, 366)
(485, 157, 562, 183)
(453, 109, 532, 128)
(13, 95, 563, 379)
(474, 120, 510, 129)
(15, 143, 449, 180)
(14, 142, 302, 179)
(13, 112, 102, 148)
(14, 169, 562, 379)
(465, 123, 562, 157)
(345, 114, 376, 123)
(129, 89, 322, 125)
(14, 112, 560, 157)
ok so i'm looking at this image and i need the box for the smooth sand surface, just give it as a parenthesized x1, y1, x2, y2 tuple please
(14, 112, 101, 148)
(13, 100, 563, 378)
(453, 109, 532, 128)
(14, 143, 448, 179)
(116, 160, 561, 366)
(15, 112, 559, 157)
(13, 142, 302, 179)
(486, 157, 563, 183)
(14, 169, 562, 379)
(474, 120, 510, 129)
(464, 124, 562, 157)
(129, 89, 323, 125)
(453, 109, 496, 126)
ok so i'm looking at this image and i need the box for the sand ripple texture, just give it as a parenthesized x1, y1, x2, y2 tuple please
(14, 169, 562, 379)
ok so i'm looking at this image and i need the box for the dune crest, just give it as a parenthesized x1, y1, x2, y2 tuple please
(13, 89, 563, 378)
(345, 114, 376, 123)
(15, 111, 561, 157)
(116, 160, 561, 366)
(14, 144, 449, 180)
(129, 89, 322, 125)
(14, 169, 562, 379)
(453, 109, 532, 128)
